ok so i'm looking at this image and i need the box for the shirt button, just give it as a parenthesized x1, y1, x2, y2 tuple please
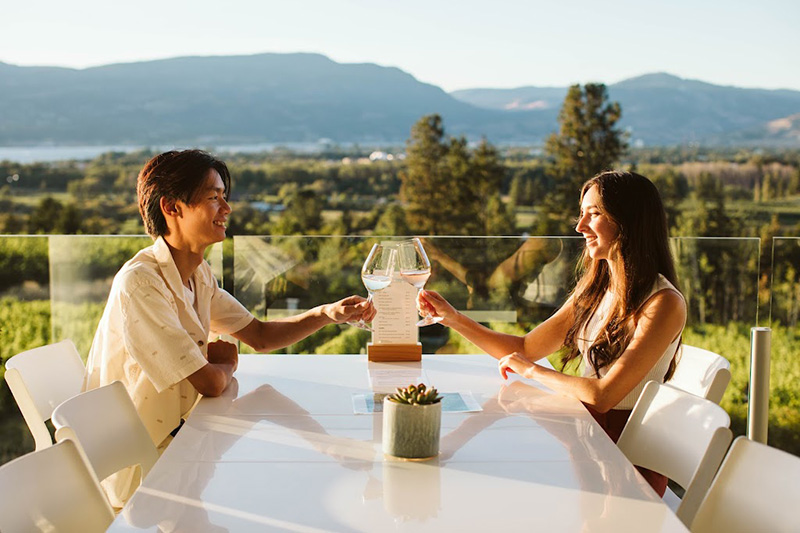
(197, 340, 204, 346)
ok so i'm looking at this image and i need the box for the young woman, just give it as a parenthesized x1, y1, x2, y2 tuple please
(419, 170, 686, 495)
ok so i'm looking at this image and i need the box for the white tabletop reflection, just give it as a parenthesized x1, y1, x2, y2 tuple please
(109, 354, 688, 532)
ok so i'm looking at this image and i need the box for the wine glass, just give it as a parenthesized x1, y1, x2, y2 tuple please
(397, 238, 442, 327)
(349, 243, 396, 331)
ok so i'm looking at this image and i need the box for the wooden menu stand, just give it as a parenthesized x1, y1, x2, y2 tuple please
(367, 342, 422, 362)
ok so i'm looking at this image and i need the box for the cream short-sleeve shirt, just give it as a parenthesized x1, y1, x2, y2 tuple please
(83, 237, 254, 506)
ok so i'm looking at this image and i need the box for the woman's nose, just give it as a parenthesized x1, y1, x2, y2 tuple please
(575, 215, 587, 233)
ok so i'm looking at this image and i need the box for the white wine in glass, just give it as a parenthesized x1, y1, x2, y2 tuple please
(350, 243, 395, 331)
(397, 238, 442, 327)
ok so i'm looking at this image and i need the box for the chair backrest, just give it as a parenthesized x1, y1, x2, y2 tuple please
(617, 381, 732, 527)
(691, 437, 800, 533)
(0, 439, 114, 532)
(4, 339, 86, 450)
(52, 381, 159, 483)
(669, 344, 731, 404)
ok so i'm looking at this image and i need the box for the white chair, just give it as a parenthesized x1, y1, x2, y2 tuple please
(669, 344, 731, 404)
(0, 439, 114, 532)
(4, 339, 85, 450)
(52, 381, 159, 490)
(691, 436, 800, 532)
(616, 381, 733, 527)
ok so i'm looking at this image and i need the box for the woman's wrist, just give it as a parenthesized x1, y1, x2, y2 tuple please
(441, 309, 463, 329)
(523, 363, 537, 380)
(525, 361, 547, 381)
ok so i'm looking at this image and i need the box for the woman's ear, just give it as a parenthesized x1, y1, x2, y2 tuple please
(160, 197, 181, 218)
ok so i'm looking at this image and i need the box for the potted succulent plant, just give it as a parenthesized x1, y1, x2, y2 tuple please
(382, 383, 443, 460)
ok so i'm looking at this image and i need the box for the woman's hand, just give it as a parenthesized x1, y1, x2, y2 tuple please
(417, 289, 458, 325)
(498, 352, 535, 380)
(322, 295, 375, 324)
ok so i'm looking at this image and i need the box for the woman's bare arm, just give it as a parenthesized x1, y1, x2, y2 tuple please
(420, 289, 574, 362)
(499, 289, 686, 412)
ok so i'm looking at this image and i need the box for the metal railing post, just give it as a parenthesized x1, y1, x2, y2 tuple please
(747, 327, 771, 444)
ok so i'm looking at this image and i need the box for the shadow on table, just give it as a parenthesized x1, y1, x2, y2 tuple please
(120, 379, 374, 532)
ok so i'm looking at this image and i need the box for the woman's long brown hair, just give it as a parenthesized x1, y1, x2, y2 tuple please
(562, 171, 682, 380)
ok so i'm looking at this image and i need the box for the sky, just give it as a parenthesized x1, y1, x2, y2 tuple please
(1, 0, 799, 92)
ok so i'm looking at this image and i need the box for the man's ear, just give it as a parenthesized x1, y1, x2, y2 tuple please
(160, 197, 181, 218)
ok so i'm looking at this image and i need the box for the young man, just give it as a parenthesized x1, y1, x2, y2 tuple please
(83, 150, 373, 506)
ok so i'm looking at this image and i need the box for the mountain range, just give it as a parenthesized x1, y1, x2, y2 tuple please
(0, 53, 798, 147)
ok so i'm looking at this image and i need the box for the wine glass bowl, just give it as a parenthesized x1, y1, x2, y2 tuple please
(396, 238, 442, 327)
(350, 243, 395, 331)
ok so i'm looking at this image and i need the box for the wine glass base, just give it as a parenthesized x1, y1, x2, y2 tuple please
(347, 320, 373, 331)
(416, 315, 443, 327)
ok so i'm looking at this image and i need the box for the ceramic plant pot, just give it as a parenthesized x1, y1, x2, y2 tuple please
(382, 397, 441, 459)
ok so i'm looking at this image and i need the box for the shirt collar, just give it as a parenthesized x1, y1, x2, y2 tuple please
(153, 235, 214, 295)
(153, 236, 191, 303)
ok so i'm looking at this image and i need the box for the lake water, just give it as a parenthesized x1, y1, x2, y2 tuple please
(0, 141, 346, 163)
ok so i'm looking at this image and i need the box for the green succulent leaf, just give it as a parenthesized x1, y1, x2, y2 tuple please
(389, 384, 442, 405)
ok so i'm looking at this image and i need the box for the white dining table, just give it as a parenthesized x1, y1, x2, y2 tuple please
(108, 354, 688, 532)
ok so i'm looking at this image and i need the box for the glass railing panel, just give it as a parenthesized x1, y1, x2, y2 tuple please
(233, 235, 374, 354)
(767, 237, 800, 456)
(48, 235, 152, 358)
(671, 237, 761, 328)
(769, 237, 800, 328)
(0, 236, 51, 376)
(47, 236, 225, 360)
(233, 236, 586, 354)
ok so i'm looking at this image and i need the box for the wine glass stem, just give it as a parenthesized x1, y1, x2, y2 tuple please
(358, 292, 375, 327)
(416, 288, 429, 319)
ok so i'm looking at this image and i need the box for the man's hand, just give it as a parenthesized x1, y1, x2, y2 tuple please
(188, 340, 238, 397)
(207, 339, 238, 372)
(321, 295, 375, 324)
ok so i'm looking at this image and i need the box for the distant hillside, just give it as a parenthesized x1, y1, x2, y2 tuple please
(451, 73, 800, 146)
(0, 53, 547, 146)
(1, 57, 798, 147)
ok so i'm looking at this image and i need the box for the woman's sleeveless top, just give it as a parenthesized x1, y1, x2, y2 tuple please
(578, 274, 685, 410)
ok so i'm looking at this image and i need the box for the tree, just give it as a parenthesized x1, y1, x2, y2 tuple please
(55, 203, 83, 234)
(273, 188, 323, 235)
(374, 204, 410, 236)
(399, 115, 511, 236)
(28, 197, 64, 234)
(651, 168, 689, 230)
(540, 83, 627, 233)
(400, 114, 453, 235)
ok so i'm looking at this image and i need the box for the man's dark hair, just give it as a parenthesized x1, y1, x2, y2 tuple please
(137, 150, 231, 238)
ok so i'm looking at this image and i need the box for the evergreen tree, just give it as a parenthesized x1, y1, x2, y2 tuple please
(400, 115, 449, 235)
(540, 83, 627, 233)
(55, 203, 83, 234)
(28, 197, 63, 234)
(399, 114, 511, 236)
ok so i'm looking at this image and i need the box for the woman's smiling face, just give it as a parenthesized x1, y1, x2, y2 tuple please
(575, 185, 619, 261)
